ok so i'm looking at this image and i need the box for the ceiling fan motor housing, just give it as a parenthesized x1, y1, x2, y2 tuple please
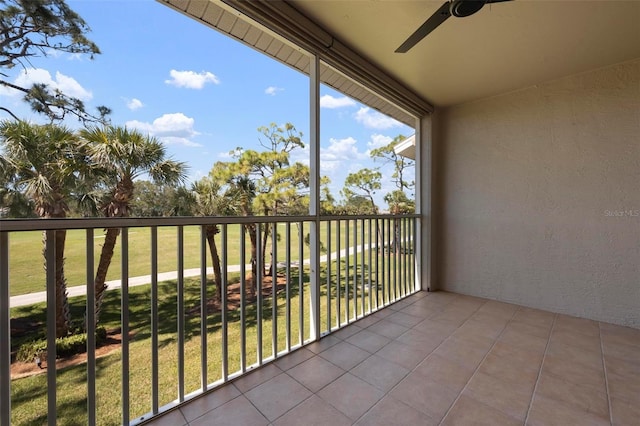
(450, 0, 486, 17)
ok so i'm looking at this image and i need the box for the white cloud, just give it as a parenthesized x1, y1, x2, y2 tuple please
(217, 150, 234, 159)
(347, 162, 367, 174)
(126, 98, 144, 110)
(165, 70, 220, 89)
(367, 134, 393, 150)
(67, 53, 84, 61)
(265, 86, 284, 96)
(320, 94, 356, 109)
(0, 84, 14, 97)
(354, 107, 402, 130)
(289, 144, 310, 165)
(320, 136, 368, 171)
(158, 136, 202, 147)
(3, 68, 93, 101)
(44, 48, 64, 58)
(126, 113, 202, 147)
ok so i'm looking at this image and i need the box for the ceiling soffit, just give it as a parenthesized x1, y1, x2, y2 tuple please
(159, 0, 434, 127)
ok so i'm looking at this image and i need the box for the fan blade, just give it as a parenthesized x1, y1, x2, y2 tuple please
(395, 1, 451, 53)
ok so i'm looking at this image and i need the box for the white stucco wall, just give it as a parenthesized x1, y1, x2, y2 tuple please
(436, 59, 640, 328)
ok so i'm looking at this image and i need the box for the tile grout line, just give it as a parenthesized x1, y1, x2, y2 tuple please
(345, 292, 435, 424)
(266, 293, 426, 425)
(437, 302, 521, 425)
(598, 322, 614, 425)
(344, 291, 464, 425)
(522, 312, 557, 425)
(326, 292, 429, 424)
(185, 392, 246, 426)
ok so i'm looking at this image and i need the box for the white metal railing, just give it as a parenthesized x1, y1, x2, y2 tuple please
(0, 214, 418, 425)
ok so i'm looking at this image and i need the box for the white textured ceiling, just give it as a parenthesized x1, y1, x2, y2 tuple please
(289, 0, 640, 107)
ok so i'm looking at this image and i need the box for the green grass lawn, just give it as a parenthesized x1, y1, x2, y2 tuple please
(9, 255, 415, 426)
(7, 219, 405, 296)
(7, 217, 416, 424)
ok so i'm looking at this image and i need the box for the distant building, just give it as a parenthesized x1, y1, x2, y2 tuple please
(394, 134, 415, 160)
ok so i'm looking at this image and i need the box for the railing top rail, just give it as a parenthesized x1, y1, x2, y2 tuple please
(0, 214, 419, 232)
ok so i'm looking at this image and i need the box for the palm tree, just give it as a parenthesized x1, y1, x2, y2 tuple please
(225, 175, 258, 298)
(0, 120, 84, 337)
(211, 162, 259, 298)
(80, 125, 187, 326)
(384, 190, 415, 254)
(192, 177, 224, 304)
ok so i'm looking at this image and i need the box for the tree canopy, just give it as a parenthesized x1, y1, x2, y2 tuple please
(221, 123, 309, 217)
(0, 0, 109, 122)
(0, 119, 83, 335)
(342, 168, 382, 214)
(370, 134, 414, 193)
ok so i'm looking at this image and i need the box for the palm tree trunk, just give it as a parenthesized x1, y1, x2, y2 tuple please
(93, 227, 120, 326)
(205, 225, 222, 304)
(54, 229, 70, 337)
(261, 224, 271, 276)
(246, 224, 258, 298)
(43, 230, 70, 337)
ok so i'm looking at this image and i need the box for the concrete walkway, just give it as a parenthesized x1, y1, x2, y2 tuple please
(9, 244, 379, 308)
(9, 266, 246, 308)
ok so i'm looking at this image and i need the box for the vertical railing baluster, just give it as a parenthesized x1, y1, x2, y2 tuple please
(85, 229, 96, 426)
(389, 218, 398, 302)
(177, 226, 185, 401)
(240, 225, 246, 373)
(256, 224, 263, 365)
(199, 226, 207, 390)
(367, 219, 372, 314)
(403, 218, 407, 295)
(387, 218, 391, 302)
(221, 224, 228, 381)
(396, 218, 400, 298)
(0, 232, 9, 426)
(400, 218, 405, 296)
(336, 220, 341, 327)
(271, 223, 277, 358)
(411, 217, 420, 292)
(386, 218, 392, 303)
(353, 219, 358, 319)
(385, 218, 395, 303)
(45, 230, 56, 426)
(412, 217, 418, 293)
(360, 219, 365, 317)
(298, 221, 303, 345)
(150, 227, 159, 414)
(402, 217, 409, 296)
(396, 218, 401, 298)
(326, 220, 332, 332)
(285, 223, 291, 351)
(345, 219, 350, 322)
(398, 218, 403, 298)
(374, 219, 380, 311)
(398, 218, 403, 297)
(378, 219, 387, 306)
(403, 217, 409, 296)
(121, 228, 130, 425)
(310, 218, 321, 341)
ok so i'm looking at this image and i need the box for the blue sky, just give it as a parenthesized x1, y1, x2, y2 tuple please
(0, 0, 414, 207)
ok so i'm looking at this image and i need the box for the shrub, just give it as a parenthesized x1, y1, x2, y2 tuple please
(16, 340, 48, 363)
(16, 327, 107, 363)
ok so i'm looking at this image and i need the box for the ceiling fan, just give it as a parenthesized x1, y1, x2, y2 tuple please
(395, 0, 513, 53)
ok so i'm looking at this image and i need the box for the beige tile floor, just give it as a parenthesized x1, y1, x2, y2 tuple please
(145, 291, 640, 425)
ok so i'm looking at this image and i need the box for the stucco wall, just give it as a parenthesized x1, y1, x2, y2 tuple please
(435, 59, 640, 328)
